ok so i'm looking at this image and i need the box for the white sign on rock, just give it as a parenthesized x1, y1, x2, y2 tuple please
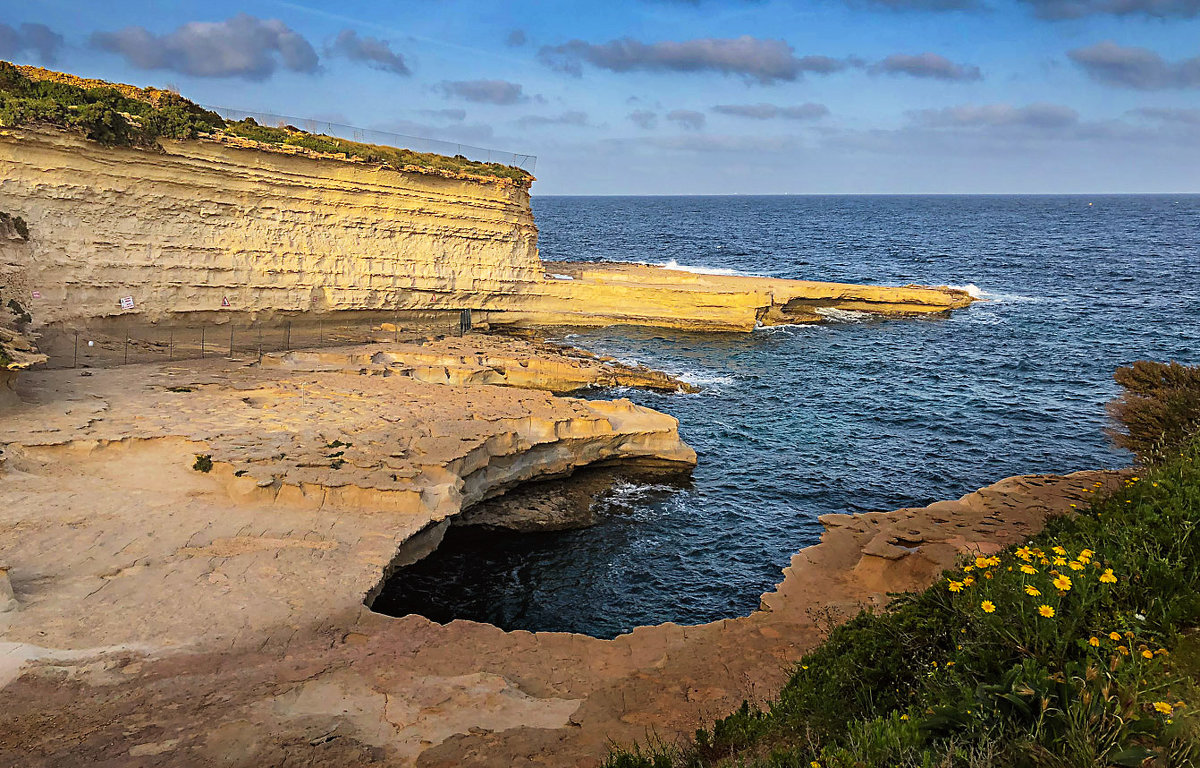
(119, 296, 135, 310)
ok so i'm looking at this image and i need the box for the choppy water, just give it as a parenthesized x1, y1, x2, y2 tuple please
(373, 195, 1200, 639)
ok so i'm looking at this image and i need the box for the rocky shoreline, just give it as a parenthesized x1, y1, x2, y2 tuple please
(0, 334, 1125, 766)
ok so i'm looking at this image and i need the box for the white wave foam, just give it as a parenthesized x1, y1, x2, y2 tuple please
(656, 259, 755, 277)
(949, 283, 985, 299)
(753, 322, 823, 334)
(671, 368, 736, 388)
(948, 284, 1050, 304)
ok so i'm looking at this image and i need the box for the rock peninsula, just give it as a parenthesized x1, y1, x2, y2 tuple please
(0, 335, 1125, 765)
(1, 112, 973, 339)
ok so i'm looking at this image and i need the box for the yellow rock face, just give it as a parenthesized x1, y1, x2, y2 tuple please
(0, 127, 973, 336)
(0, 127, 540, 324)
(491, 261, 975, 331)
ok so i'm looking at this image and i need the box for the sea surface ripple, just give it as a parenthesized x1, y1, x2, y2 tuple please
(373, 195, 1200, 638)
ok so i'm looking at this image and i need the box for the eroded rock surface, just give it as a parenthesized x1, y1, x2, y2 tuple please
(1, 127, 973, 338)
(261, 335, 697, 394)
(0, 337, 1127, 766)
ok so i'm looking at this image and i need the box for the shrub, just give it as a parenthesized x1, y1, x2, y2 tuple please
(607, 385, 1200, 767)
(1108, 361, 1200, 463)
(192, 454, 213, 473)
(1, 61, 531, 183)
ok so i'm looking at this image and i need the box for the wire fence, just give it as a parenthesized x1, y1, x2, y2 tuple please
(204, 104, 538, 173)
(33, 310, 473, 370)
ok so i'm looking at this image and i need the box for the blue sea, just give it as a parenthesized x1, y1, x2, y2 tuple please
(373, 195, 1200, 639)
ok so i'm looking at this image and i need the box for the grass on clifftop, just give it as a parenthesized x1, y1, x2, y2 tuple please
(0, 61, 532, 185)
(610, 361, 1200, 768)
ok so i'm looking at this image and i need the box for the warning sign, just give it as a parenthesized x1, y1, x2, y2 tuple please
(30, 290, 41, 299)
(221, 296, 230, 307)
(119, 296, 135, 310)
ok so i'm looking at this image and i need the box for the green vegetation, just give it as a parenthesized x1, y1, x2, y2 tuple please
(0, 61, 532, 184)
(223, 118, 532, 184)
(609, 362, 1200, 768)
(0, 61, 223, 145)
(192, 454, 213, 473)
(1108, 361, 1200, 465)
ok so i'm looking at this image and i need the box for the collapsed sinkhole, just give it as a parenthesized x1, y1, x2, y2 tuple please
(367, 462, 693, 639)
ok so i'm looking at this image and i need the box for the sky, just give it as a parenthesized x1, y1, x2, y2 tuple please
(2, 0, 1199, 194)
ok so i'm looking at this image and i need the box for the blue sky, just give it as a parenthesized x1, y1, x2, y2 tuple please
(3, 0, 1199, 193)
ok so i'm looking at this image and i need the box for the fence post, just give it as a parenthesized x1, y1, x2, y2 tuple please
(229, 325, 235, 358)
(257, 326, 262, 362)
(200, 326, 205, 358)
(394, 313, 399, 343)
(73, 330, 79, 369)
(319, 319, 323, 347)
(168, 329, 174, 362)
(285, 321, 291, 351)
(124, 331, 129, 366)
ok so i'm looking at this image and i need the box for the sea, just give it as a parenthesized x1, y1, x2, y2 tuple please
(372, 194, 1200, 639)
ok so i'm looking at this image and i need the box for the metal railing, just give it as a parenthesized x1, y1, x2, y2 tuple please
(204, 105, 537, 173)
(32, 310, 473, 370)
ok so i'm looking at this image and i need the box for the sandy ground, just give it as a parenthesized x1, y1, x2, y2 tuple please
(0, 334, 1125, 767)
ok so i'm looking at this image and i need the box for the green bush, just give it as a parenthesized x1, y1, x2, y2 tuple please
(0, 61, 531, 182)
(1108, 361, 1200, 463)
(608, 364, 1200, 768)
(192, 454, 213, 473)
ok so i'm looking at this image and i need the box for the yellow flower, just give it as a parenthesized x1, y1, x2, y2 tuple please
(1016, 546, 1032, 561)
(1020, 564, 1037, 575)
(1109, 631, 1122, 641)
(1068, 561, 1085, 571)
(1154, 702, 1173, 715)
(1053, 556, 1067, 566)
(981, 600, 996, 613)
(1053, 574, 1072, 592)
(986, 556, 1001, 567)
(1157, 648, 1169, 656)
(1117, 645, 1130, 656)
(1052, 546, 1067, 556)
(1038, 605, 1055, 618)
(1078, 549, 1093, 563)
(964, 564, 975, 572)
(975, 556, 990, 569)
(1025, 585, 1041, 596)
(984, 571, 994, 580)
(1142, 649, 1154, 659)
(948, 581, 964, 592)
(900, 714, 909, 720)
(1089, 636, 1100, 647)
(1040, 557, 1051, 566)
(811, 762, 821, 768)
(962, 576, 976, 587)
(1099, 569, 1117, 584)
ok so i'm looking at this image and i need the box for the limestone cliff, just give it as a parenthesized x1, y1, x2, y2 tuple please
(0, 126, 973, 338)
(0, 213, 45, 400)
(0, 127, 540, 326)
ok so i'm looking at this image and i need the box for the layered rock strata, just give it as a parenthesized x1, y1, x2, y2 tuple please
(0, 341, 1127, 766)
(496, 261, 975, 331)
(0, 127, 540, 326)
(260, 335, 697, 393)
(1, 127, 973, 338)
